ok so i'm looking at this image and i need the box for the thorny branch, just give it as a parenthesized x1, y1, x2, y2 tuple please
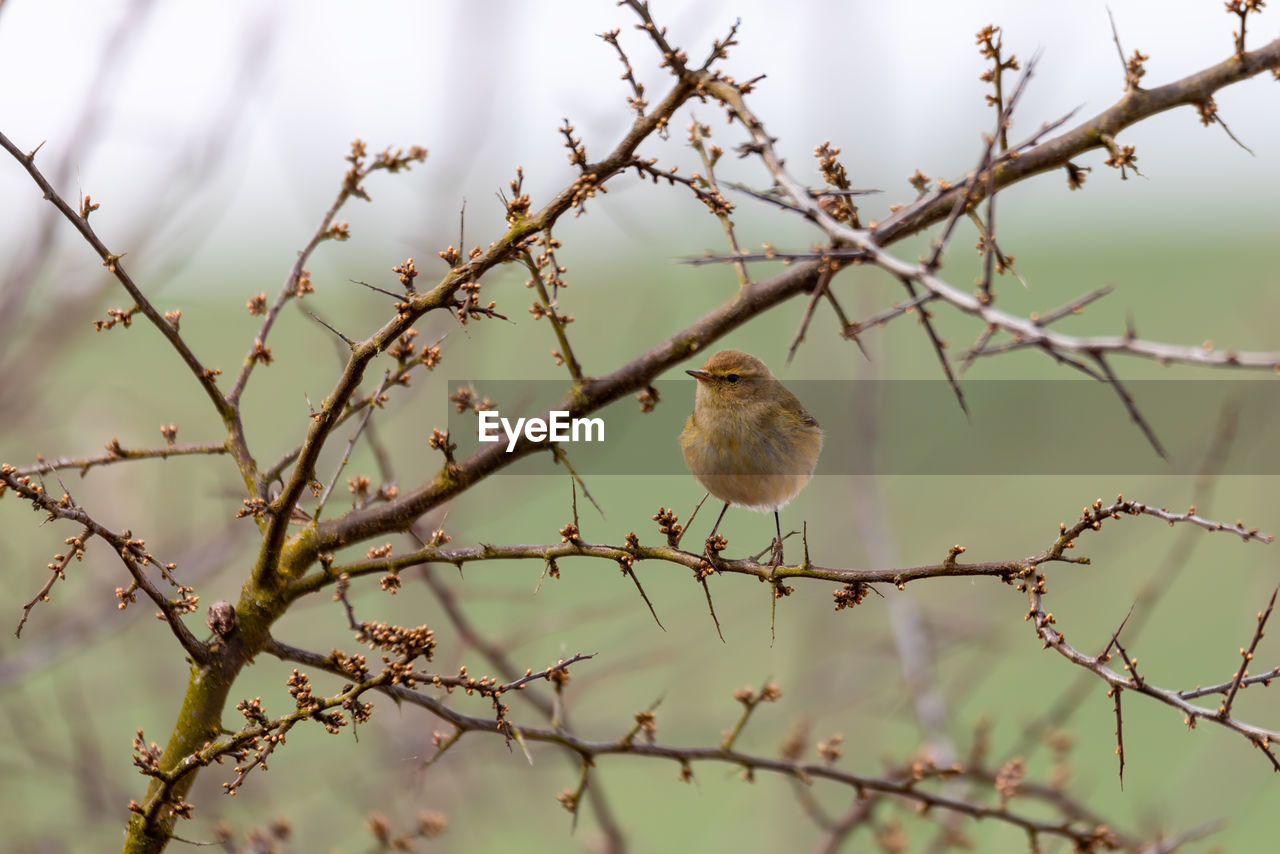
(689, 45, 1280, 419)
(0, 131, 231, 420)
(289, 496, 1269, 604)
(268, 638, 1132, 853)
(226, 141, 428, 409)
(1003, 400, 1246, 771)
(1026, 568, 1280, 774)
(2, 466, 206, 661)
(280, 493, 1280, 786)
(13, 440, 228, 477)
(415, 558, 630, 851)
(312, 370, 396, 521)
(250, 17, 1280, 574)
(1, 3, 1278, 852)
(258, 329, 444, 489)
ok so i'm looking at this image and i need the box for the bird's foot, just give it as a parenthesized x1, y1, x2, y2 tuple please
(703, 534, 728, 569)
(769, 537, 785, 569)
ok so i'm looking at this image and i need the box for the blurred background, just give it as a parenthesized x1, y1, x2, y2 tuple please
(1, 1, 1277, 851)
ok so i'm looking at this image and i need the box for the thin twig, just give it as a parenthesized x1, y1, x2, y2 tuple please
(521, 250, 583, 382)
(1112, 687, 1125, 788)
(700, 577, 725, 643)
(787, 264, 836, 364)
(690, 120, 749, 286)
(264, 630, 1149, 852)
(906, 275, 968, 417)
(14, 442, 227, 477)
(1091, 352, 1167, 460)
(1220, 587, 1278, 717)
(1027, 586, 1280, 772)
(313, 370, 395, 521)
(621, 562, 665, 631)
(285, 496, 1270, 604)
(0, 130, 233, 424)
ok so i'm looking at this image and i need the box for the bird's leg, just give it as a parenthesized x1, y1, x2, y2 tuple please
(707, 502, 730, 539)
(770, 510, 785, 568)
(704, 502, 731, 565)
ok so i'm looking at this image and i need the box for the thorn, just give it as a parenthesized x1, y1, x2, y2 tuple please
(303, 309, 356, 348)
(701, 577, 725, 643)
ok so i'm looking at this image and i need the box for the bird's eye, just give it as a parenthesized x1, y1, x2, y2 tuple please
(725, 373, 740, 383)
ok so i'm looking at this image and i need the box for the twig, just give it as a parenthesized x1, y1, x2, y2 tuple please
(15, 524, 91, 638)
(1106, 9, 1135, 90)
(1112, 686, 1125, 788)
(1026, 585, 1280, 772)
(313, 370, 394, 521)
(844, 292, 936, 341)
(348, 278, 404, 300)
(264, 633, 1146, 852)
(673, 492, 708, 550)
(689, 120, 749, 286)
(226, 141, 426, 406)
(620, 560, 665, 631)
(287, 495, 1270, 603)
(720, 679, 779, 751)
(901, 276, 968, 418)
(787, 264, 836, 364)
(14, 442, 227, 477)
(957, 323, 998, 376)
(599, 27, 647, 117)
(1091, 352, 1166, 460)
(1097, 603, 1137, 662)
(1179, 666, 1280, 700)
(550, 447, 604, 519)
(1007, 401, 1245, 761)
(700, 576, 725, 643)
(1, 468, 208, 663)
(1220, 587, 1278, 717)
(521, 250, 583, 382)
(1034, 284, 1116, 327)
(0, 130, 233, 424)
(303, 309, 357, 348)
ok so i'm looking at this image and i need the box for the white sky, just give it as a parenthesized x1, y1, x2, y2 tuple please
(0, 0, 1275, 292)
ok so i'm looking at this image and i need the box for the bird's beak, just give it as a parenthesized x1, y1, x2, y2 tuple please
(686, 369, 711, 381)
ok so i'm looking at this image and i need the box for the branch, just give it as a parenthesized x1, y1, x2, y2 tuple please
(415, 560, 628, 850)
(279, 36, 1280, 564)
(521, 249, 584, 382)
(286, 496, 1270, 602)
(226, 142, 427, 407)
(697, 72, 1280, 381)
(15, 524, 90, 638)
(2, 467, 208, 663)
(13, 441, 228, 477)
(1026, 585, 1280, 772)
(1220, 586, 1278, 718)
(269, 639, 1131, 851)
(256, 65, 706, 585)
(870, 37, 1280, 244)
(312, 370, 395, 521)
(0, 131, 233, 421)
(258, 333, 443, 490)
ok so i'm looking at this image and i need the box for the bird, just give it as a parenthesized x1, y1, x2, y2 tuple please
(679, 349, 823, 566)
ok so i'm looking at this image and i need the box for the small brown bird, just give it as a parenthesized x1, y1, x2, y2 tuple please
(679, 349, 823, 566)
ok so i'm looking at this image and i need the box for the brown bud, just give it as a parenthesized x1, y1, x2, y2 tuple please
(206, 601, 237, 637)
